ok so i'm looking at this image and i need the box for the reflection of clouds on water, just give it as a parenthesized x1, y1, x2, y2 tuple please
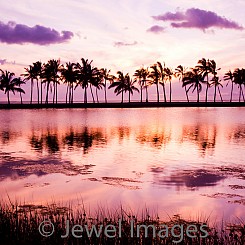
(86, 176, 142, 190)
(151, 169, 226, 189)
(0, 156, 95, 180)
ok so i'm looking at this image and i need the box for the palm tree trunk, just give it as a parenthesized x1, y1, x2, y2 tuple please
(121, 91, 124, 103)
(37, 79, 40, 104)
(156, 81, 159, 103)
(30, 79, 33, 104)
(214, 85, 217, 102)
(7, 91, 10, 104)
(46, 82, 49, 104)
(205, 84, 209, 102)
(146, 86, 148, 102)
(218, 87, 223, 102)
(230, 82, 234, 102)
(205, 74, 209, 102)
(96, 88, 99, 103)
(41, 82, 43, 104)
(66, 85, 69, 103)
(241, 85, 245, 102)
(20, 92, 23, 104)
(239, 85, 242, 102)
(169, 80, 172, 102)
(129, 91, 131, 103)
(140, 85, 143, 102)
(71, 83, 74, 103)
(90, 84, 95, 103)
(104, 79, 107, 103)
(52, 83, 55, 104)
(162, 83, 166, 102)
(197, 89, 199, 103)
(84, 86, 87, 103)
(56, 82, 58, 104)
(184, 86, 189, 102)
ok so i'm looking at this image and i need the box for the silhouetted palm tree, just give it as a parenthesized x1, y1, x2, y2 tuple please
(233, 68, 245, 102)
(209, 60, 221, 102)
(60, 62, 78, 103)
(100, 68, 114, 103)
(164, 66, 174, 102)
(175, 65, 189, 102)
(210, 76, 223, 102)
(196, 58, 211, 102)
(109, 71, 127, 103)
(14, 77, 26, 104)
(94, 70, 105, 103)
(124, 75, 139, 102)
(32, 61, 42, 104)
(157, 62, 167, 103)
(75, 58, 99, 103)
(22, 65, 35, 104)
(183, 68, 204, 102)
(0, 70, 25, 104)
(224, 70, 234, 102)
(148, 64, 160, 103)
(134, 67, 150, 102)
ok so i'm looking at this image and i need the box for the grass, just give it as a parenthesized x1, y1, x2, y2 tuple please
(0, 202, 245, 245)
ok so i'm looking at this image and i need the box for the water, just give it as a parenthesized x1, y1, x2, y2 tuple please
(0, 107, 245, 222)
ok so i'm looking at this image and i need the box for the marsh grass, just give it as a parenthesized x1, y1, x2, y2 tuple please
(0, 201, 245, 245)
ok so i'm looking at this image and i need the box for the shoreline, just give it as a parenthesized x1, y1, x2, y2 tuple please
(0, 101, 245, 109)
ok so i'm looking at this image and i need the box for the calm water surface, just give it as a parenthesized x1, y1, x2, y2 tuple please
(0, 107, 245, 221)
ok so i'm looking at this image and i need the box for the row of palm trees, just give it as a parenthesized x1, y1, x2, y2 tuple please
(0, 58, 245, 104)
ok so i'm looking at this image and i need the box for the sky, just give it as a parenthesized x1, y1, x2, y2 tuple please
(0, 0, 245, 102)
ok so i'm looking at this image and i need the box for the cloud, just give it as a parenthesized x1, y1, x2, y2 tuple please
(153, 8, 244, 31)
(0, 59, 7, 65)
(114, 41, 138, 47)
(0, 21, 74, 45)
(147, 25, 165, 34)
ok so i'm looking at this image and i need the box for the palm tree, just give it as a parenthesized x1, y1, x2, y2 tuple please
(75, 58, 99, 103)
(124, 75, 139, 102)
(224, 70, 234, 102)
(233, 68, 245, 102)
(108, 71, 127, 103)
(0, 70, 25, 104)
(209, 60, 221, 102)
(14, 77, 26, 104)
(182, 68, 204, 102)
(41, 59, 61, 104)
(22, 65, 35, 104)
(32, 61, 42, 104)
(148, 64, 160, 103)
(196, 58, 211, 102)
(157, 62, 167, 103)
(41, 62, 52, 104)
(210, 76, 223, 102)
(94, 70, 105, 103)
(134, 67, 150, 102)
(164, 66, 174, 102)
(175, 65, 189, 102)
(60, 62, 78, 103)
(100, 68, 114, 103)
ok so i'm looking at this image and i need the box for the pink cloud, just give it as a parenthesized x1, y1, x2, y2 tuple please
(153, 8, 244, 31)
(147, 25, 165, 34)
(0, 21, 74, 45)
(114, 41, 138, 47)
